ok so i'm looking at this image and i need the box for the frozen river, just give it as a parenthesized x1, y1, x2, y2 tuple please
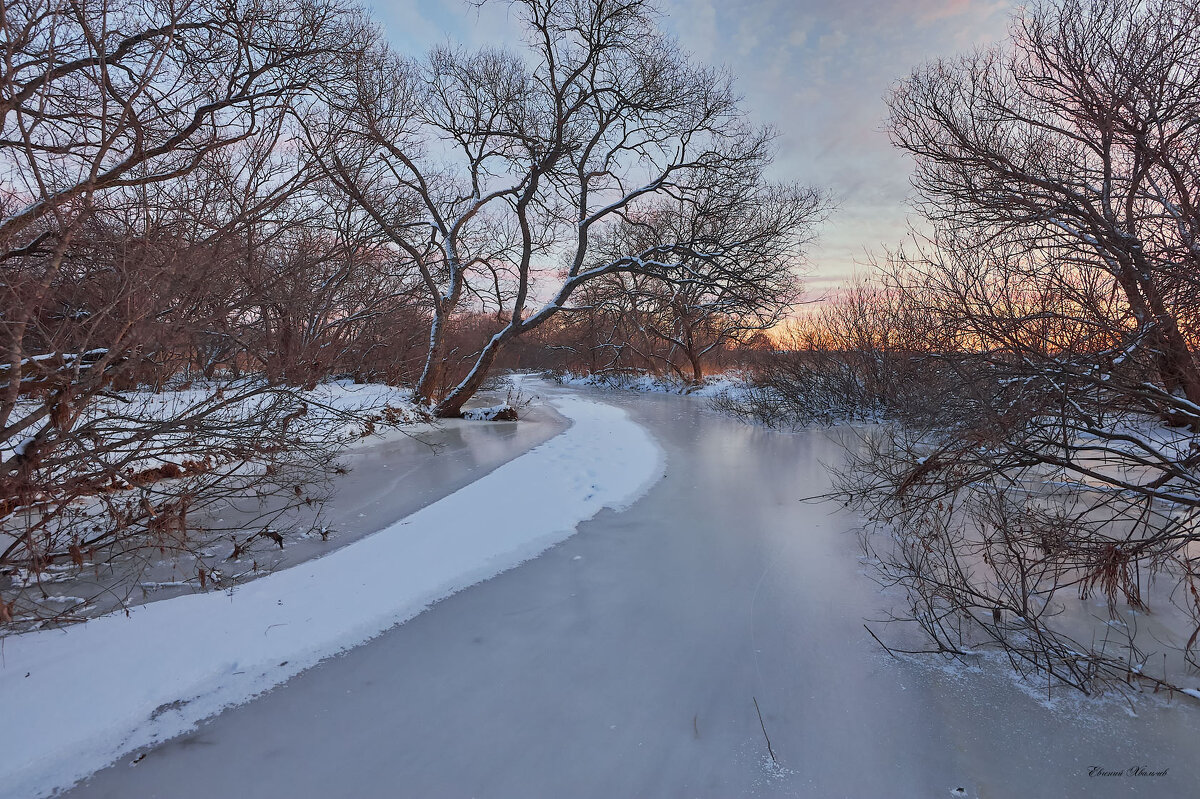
(60, 385, 1200, 798)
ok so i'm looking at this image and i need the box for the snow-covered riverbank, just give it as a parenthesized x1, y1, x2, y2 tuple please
(0, 394, 663, 799)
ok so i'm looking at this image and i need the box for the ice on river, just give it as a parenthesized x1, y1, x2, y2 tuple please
(6, 384, 1200, 799)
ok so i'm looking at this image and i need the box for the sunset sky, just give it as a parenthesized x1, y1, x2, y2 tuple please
(373, 0, 1017, 297)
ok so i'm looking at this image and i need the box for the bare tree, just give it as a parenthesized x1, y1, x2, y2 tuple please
(242, 192, 425, 388)
(0, 0, 373, 625)
(311, 0, 827, 416)
(842, 0, 1200, 698)
(584, 184, 818, 383)
(887, 0, 1200, 421)
(2, 0, 357, 464)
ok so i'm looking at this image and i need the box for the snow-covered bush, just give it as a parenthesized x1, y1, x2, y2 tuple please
(0, 380, 425, 630)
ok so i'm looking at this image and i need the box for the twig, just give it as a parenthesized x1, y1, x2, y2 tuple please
(865, 624, 899, 660)
(752, 696, 777, 767)
(863, 624, 966, 657)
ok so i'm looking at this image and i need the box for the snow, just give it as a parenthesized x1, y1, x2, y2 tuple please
(0, 394, 664, 799)
(558, 370, 748, 399)
(461, 404, 517, 421)
(0, 378, 426, 469)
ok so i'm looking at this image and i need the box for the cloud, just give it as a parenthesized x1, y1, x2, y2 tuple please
(919, 0, 975, 23)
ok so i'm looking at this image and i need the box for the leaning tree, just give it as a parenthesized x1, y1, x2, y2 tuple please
(310, 0, 826, 416)
(845, 0, 1200, 697)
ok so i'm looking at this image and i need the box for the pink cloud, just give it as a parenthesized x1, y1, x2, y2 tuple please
(919, 0, 977, 23)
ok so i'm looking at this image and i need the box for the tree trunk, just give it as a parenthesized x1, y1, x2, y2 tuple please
(686, 349, 704, 384)
(434, 332, 507, 418)
(1119, 258, 1200, 422)
(414, 313, 447, 405)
